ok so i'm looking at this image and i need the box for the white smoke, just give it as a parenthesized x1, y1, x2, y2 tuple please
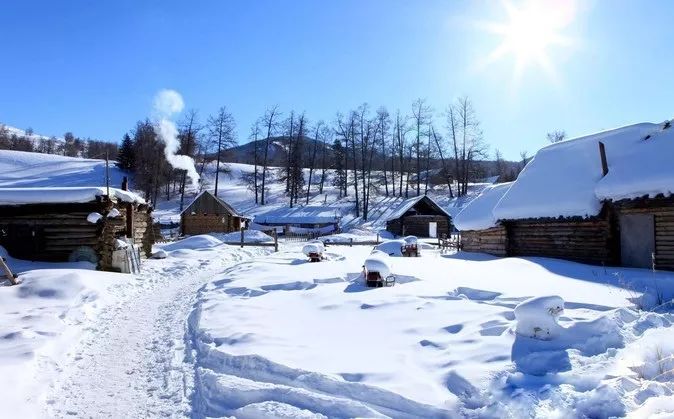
(153, 89, 200, 189)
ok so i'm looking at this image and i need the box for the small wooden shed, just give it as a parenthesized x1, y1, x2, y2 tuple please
(0, 186, 153, 271)
(180, 191, 244, 236)
(386, 195, 452, 238)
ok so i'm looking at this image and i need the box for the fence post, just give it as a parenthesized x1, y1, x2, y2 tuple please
(240, 227, 244, 248)
(350, 238, 353, 247)
(376, 233, 379, 244)
(274, 230, 278, 252)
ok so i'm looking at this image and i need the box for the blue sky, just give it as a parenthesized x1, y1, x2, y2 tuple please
(1, 0, 673, 159)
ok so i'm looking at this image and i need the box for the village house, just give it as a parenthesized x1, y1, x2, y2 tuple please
(455, 121, 674, 270)
(253, 206, 341, 235)
(0, 184, 153, 271)
(180, 190, 246, 236)
(386, 195, 452, 238)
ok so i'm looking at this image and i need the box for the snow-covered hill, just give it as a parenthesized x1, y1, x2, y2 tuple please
(0, 123, 63, 143)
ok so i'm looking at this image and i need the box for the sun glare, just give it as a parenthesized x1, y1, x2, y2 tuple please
(481, 0, 575, 83)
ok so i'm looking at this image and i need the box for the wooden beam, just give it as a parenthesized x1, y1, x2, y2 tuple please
(599, 141, 609, 177)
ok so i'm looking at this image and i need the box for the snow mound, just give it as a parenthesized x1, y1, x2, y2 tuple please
(107, 208, 121, 218)
(151, 249, 168, 259)
(403, 235, 418, 244)
(160, 235, 224, 252)
(302, 242, 325, 256)
(514, 295, 565, 340)
(374, 240, 406, 257)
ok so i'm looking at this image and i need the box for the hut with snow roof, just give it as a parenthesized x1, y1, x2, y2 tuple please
(253, 206, 341, 235)
(0, 185, 153, 271)
(180, 190, 245, 236)
(386, 195, 452, 238)
(455, 121, 674, 270)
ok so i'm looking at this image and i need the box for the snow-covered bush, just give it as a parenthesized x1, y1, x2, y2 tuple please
(514, 295, 565, 340)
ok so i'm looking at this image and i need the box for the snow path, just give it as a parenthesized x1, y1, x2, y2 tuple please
(44, 246, 270, 418)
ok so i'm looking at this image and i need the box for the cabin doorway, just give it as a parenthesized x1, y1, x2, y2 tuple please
(429, 222, 438, 238)
(620, 213, 655, 269)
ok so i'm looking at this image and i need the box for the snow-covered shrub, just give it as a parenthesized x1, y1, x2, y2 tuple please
(514, 295, 565, 340)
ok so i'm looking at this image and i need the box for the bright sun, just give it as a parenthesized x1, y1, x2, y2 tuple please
(481, 0, 575, 82)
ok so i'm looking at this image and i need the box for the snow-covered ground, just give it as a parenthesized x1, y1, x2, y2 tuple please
(188, 242, 674, 418)
(0, 235, 673, 417)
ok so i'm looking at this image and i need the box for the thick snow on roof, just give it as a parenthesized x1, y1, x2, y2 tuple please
(494, 123, 659, 220)
(254, 206, 341, 224)
(385, 195, 451, 221)
(454, 182, 512, 231)
(595, 124, 674, 201)
(0, 187, 145, 206)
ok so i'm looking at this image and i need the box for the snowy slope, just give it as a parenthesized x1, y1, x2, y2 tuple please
(0, 149, 127, 188)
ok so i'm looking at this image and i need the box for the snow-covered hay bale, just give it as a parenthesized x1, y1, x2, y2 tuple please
(403, 235, 418, 244)
(374, 239, 406, 257)
(514, 295, 565, 340)
(364, 253, 392, 278)
(302, 242, 325, 257)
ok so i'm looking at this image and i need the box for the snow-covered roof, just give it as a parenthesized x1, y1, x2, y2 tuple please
(454, 182, 512, 231)
(0, 187, 145, 206)
(254, 206, 341, 224)
(386, 195, 452, 221)
(493, 122, 662, 221)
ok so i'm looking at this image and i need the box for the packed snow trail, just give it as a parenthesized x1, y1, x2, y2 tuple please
(44, 245, 270, 418)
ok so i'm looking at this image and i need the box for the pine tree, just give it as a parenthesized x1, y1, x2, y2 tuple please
(117, 133, 135, 171)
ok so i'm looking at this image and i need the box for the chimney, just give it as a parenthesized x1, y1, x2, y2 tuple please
(598, 142, 609, 177)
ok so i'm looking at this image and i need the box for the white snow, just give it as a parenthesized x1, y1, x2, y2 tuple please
(494, 123, 660, 220)
(514, 295, 565, 339)
(0, 186, 144, 205)
(363, 252, 392, 278)
(216, 229, 275, 243)
(254, 206, 341, 225)
(454, 182, 512, 230)
(86, 212, 103, 224)
(374, 239, 407, 256)
(302, 242, 325, 256)
(107, 208, 121, 218)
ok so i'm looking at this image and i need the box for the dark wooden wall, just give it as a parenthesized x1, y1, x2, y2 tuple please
(181, 213, 240, 236)
(387, 215, 451, 238)
(461, 227, 507, 256)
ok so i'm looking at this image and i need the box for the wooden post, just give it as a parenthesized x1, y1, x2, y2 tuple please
(122, 177, 134, 239)
(599, 141, 609, 177)
(240, 227, 244, 248)
(350, 238, 353, 247)
(273, 230, 278, 252)
(376, 233, 380, 244)
(0, 257, 17, 285)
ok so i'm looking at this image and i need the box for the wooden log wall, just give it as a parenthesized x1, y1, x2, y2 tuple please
(400, 215, 451, 238)
(461, 227, 507, 256)
(505, 218, 616, 265)
(181, 213, 238, 236)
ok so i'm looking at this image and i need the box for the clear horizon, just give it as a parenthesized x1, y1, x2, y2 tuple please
(2, 0, 673, 160)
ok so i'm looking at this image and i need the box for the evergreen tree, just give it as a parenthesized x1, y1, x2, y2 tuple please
(332, 139, 346, 198)
(117, 133, 135, 171)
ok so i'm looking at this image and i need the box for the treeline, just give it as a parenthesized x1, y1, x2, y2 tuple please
(118, 97, 523, 220)
(0, 125, 118, 159)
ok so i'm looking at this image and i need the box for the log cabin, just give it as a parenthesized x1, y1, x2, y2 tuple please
(180, 190, 245, 236)
(455, 121, 674, 270)
(0, 185, 153, 271)
(386, 195, 452, 238)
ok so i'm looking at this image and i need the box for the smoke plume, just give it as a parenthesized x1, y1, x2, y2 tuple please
(153, 89, 200, 189)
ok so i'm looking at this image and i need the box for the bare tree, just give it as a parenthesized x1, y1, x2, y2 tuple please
(208, 107, 236, 197)
(260, 106, 280, 205)
(178, 110, 201, 211)
(547, 130, 566, 143)
(446, 97, 488, 196)
(306, 120, 324, 205)
(431, 125, 454, 198)
(251, 121, 262, 204)
(411, 98, 432, 196)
